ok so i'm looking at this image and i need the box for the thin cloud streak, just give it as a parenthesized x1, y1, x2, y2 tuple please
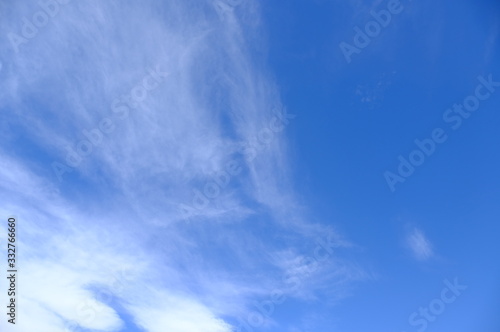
(406, 227, 434, 261)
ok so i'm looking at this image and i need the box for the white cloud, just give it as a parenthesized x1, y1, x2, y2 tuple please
(0, 0, 369, 331)
(126, 291, 232, 332)
(406, 227, 434, 261)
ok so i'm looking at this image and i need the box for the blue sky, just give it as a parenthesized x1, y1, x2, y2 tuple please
(0, 0, 499, 331)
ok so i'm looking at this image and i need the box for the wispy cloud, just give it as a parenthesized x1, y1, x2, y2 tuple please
(406, 227, 434, 261)
(0, 0, 369, 331)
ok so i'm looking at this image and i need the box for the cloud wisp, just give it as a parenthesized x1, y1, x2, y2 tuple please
(406, 227, 434, 261)
(0, 1, 370, 331)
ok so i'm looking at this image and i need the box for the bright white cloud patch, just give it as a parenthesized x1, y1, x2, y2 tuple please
(127, 291, 232, 332)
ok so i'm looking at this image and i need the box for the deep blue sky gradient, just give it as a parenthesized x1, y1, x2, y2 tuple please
(262, 0, 500, 330)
